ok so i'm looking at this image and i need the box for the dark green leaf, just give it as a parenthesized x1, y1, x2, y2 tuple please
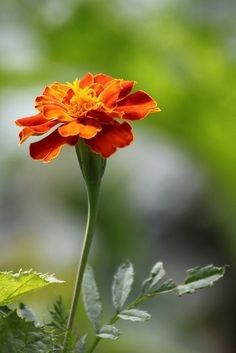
(112, 261, 134, 312)
(0, 309, 52, 353)
(82, 265, 102, 331)
(49, 296, 68, 330)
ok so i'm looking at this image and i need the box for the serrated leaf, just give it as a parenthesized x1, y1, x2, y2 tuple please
(49, 296, 68, 330)
(141, 262, 166, 294)
(0, 270, 64, 306)
(75, 334, 87, 353)
(177, 265, 226, 295)
(0, 309, 52, 353)
(118, 309, 151, 322)
(112, 261, 134, 312)
(82, 265, 102, 331)
(97, 325, 120, 340)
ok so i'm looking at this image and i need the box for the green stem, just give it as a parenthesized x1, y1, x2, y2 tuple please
(63, 181, 101, 352)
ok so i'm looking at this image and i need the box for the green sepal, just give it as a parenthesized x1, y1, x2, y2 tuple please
(76, 140, 106, 185)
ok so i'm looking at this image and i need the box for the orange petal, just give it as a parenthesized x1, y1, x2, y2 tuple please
(94, 73, 113, 86)
(90, 83, 104, 96)
(15, 113, 48, 127)
(85, 122, 133, 158)
(43, 82, 69, 99)
(29, 129, 78, 163)
(35, 95, 64, 111)
(59, 119, 101, 139)
(19, 120, 58, 144)
(43, 105, 73, 122)
(118, 80, 136, 100)
(79, 72, 94, 89)
(62, 88, 74, 104)
(99, 79, 122, 108)
(88, 110, 117, 123)
(116, 90, 159, 120)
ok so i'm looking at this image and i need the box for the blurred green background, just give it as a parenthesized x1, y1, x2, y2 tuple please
(0, 0, 235, 352)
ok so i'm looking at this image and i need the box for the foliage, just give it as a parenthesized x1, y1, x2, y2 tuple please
(0, 306, 51, 353)
(0, 262, 225, 352)
(112, 260, 134, 312)
(0, 270, 64, 306)
(82, 266, 102, 332)
(81, 261, 226, 352)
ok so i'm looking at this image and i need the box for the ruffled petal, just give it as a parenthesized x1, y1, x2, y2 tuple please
(35, 96, 57, 111)
(15, 113, 48, 127)
(94, 73, 113, 86)
(116, 90, 159, 120)
(85, 122, 133, 158)
(118, 80, 136, 100)
(90, 83, 104, 96)
(29, 129, 78, 163)
(87, 109, 118, 123)
(19, 120, 58, 144)
(62, 88, 74, 104)
(58, 119, 101, 139)
(43, 82, 69, 99)
(43, 105, 73, 122)
(79, 72, 94, 89)
(99, 79, 123, 108)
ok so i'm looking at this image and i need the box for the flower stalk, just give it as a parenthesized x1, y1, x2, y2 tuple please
(63, 141, 106, 352)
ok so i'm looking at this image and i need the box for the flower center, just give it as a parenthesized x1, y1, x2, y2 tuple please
(66, 79, 103, 118)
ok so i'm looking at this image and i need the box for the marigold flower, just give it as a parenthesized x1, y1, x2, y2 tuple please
(15, 72, 160, 162)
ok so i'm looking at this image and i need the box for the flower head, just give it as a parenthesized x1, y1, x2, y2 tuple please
(16, 72, 160, 162)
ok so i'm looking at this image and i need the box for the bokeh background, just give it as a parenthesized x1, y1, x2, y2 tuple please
(0, 0, 235, 352)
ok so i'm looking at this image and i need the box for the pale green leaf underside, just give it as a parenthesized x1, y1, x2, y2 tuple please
(0, 270, 64, 306)
(75, 334, 88, 353)
(97, 325, 120, 340)
(177, 265, 226, 295)
(142, 262, 166, 294)
(118, 309, 151, 322)
(82, 266, 102, 331)
(112, 260, 134, 312)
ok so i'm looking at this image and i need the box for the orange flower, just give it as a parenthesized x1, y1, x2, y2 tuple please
(15, 73, 160, 162)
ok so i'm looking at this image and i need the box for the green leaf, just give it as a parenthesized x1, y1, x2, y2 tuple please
(82, 265, 102, 331)
(97, 325, 120, 340)
(49, 296, 68, 330)
(112, 260, 134, 312)
(118, 309, 151, 322)
(141, 262, 166, 294)
(0, 309, 52, 353)
(0, 270, 64, 306)
(148, 279, 176, 296)
(177, 265, 226, 295)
